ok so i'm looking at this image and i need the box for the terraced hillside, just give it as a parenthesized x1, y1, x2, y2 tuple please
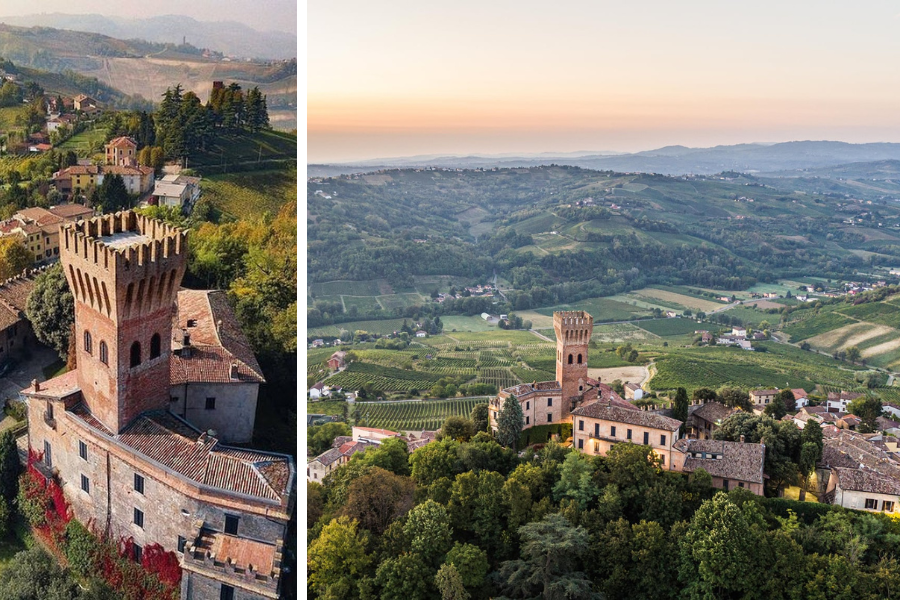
(780, 289, 900, 369)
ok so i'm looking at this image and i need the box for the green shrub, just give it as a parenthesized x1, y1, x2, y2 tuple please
(764, 497, 839, 524)
(64, 519, 102, 577)
(518, 423, 573, 447)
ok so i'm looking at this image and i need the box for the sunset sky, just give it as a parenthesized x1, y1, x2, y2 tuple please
(308, 1, 900, 163)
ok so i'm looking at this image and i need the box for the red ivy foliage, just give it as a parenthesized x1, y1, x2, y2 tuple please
(141, 543, 183, 587)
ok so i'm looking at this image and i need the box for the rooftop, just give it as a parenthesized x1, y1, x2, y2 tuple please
(693, 401, 736, 424)
(571, 403, 682, 431)
(99, 231, 151, 250)
(833, 467, 900, 495)
(171, 290, 265, 385)
(673, 438, 766, 484)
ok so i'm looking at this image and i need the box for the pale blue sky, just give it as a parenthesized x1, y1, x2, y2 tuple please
(309, 1, 900, 162)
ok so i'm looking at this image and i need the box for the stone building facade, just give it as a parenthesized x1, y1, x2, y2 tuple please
(22, 212, 294, 600)
(571, 404, 682, 468)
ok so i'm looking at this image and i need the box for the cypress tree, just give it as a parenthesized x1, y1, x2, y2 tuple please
(496, 395, 523, 449)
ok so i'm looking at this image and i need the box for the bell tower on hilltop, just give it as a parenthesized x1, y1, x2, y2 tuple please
(554, 311, 593, 402)
(61, 211, 188, 434)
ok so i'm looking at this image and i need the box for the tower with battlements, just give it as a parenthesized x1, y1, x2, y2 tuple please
(61, 211, 187, 435)
(554, 311, 593, 407)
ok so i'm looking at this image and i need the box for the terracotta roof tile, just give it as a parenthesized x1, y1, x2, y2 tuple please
(692, 401, 736, 424)
(116, 411, 293, 503)
(833, 467, 900, 495)
(673, 438, 765, 484)
(571, 404, 682, 431)
(170, 290, 265, 384)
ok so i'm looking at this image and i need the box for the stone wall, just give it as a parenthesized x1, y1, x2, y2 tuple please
(169, 382, 259, 444)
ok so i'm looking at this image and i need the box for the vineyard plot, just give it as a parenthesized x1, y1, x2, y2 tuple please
(354, 398, 485, 431)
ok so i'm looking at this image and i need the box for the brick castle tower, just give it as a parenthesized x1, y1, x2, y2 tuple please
(554, 310, 593, 407)
(61, 211, 187, 434)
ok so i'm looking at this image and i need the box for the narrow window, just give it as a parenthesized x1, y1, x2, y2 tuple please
(578, 420, 584, 431)
(660, 454, 665, 466)
(134, 508, 144, 528)
(643, 432, 649, 445)
(220, 585, 235, 600)
(205, 397, 216, 410)
(577, 353, 582, 364)
(134, 473, 144, 494)
(177, 536, 187, 553)
(99, 341, 108, 365)
(568, 354, 573, 364)
(224, 514, 239, 535)
(130, 341, 141, 367)
(83, 331, 92, 354)
(627, 429, 632, 440)
(79, 440, 87, 460)
(547, 413, 552, 423)
(134, 543, 142, 563)
(594, 423, 599, 437)
(578, 439, 583, 449)
(150, 333, 161, 359)
(526, 416, 530, 425)
(44, 441, 52, 468)
(526, 401, 529, 410)
(660, 434, 666, 446)
(723, 480, 730, 491)
(547, 397, 552, 407)
(81, 475, 90, 494)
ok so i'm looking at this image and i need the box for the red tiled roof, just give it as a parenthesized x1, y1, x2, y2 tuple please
(571, 404, 682, 431)
(673, 438, 766, 484)
(170, 290, 265, 385)
(48, 204, 93, 220)
(22, 370, 80, 401)
(833, 467, 900, 495)
(118, 411, 292, 503)
(106, 136, 137, 148)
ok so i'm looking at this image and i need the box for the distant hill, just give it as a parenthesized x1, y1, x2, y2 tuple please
(0, 56, 141, 108)
(314, 141, 900, 177)
(0, 13, 296, 60)
(0, 23, 296, 128)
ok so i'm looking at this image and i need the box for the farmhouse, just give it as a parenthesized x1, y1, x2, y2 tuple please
(749, 389, 779, 405)
(826, 391, 864, 413)
(328, 351, 347, 371)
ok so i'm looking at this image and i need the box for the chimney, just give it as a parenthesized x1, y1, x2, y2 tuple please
(31, 379, 38, 392)
(740, 434, 745, 443)
(216, 319, 223, 333)
(230, 364, 239, 380)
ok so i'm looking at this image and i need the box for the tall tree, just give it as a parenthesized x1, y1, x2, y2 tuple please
(496, 395, 523, 449)
(470, 403, 490, 433)
(403, 499, 453, 563)
(495, 513, 601, 600)
(26, 263, 74, 360)
(779, 389, 797, 413)
(307, 516, 373, 600)
(435, 564, 469, 600)
(673, 387, 689, 433)
(97, 174, 130, 213)
(0, 238, 32, 281)
(847, 396, 882, 433)
(342, 467, 415, 535)
(0, 430, 20, 504)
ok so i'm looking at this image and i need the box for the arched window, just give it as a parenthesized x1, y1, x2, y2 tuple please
(83, 331, 92, 355)
(150, 333, 161, 359)
(577, 353, 582, 364)
(568, 354, 573, 365)
(99, 341, 108, 365)
(130, 342, 141, 368)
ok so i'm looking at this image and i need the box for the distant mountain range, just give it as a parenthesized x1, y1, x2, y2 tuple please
(309, 141, 900, 178)
(0, 13, 296, 60)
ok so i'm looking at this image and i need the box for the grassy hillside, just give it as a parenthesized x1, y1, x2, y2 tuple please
(188, 130, 296, 174)
(201, 165, 297, 220)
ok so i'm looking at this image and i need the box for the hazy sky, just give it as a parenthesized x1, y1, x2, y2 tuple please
(308, 1, 900, 163)
(0, 0, 297, 33)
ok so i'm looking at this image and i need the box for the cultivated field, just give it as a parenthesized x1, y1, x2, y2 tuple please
(353, 398, 485, 431)
(634, 318, 702, 337)
(633, 288, 724, 312)
(805, 322, 895, 353)
(202, 167, 297, 220)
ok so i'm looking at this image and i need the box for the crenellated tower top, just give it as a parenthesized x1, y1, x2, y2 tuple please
(61, 211, 188, 434)
(554, 311, 593, 409)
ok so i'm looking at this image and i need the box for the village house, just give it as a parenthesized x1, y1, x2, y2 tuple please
(152, 174, 202, 209)
(4, 205, 94, 265)
(670, 438, 766, 495)
(105, 136, 138, 166)
(327, 351, 347, 371)
(624, 382, 643, 401)
(307, 448, 342, 482)
(732, 326, 747, 338)
(791, 388, 810, 408)
(0, 270, 41, 363)
(72, 94, 98, 112)
(688, 401, 736, 440)
(750, 389, 779, 405)
(571, 403, 682, 468)
(826, 391, 864, 413)
(827, 468, 900, 514)
(352, 426, 400, 443)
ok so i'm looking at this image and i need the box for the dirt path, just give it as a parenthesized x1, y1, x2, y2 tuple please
(588, 366, 649, 386)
